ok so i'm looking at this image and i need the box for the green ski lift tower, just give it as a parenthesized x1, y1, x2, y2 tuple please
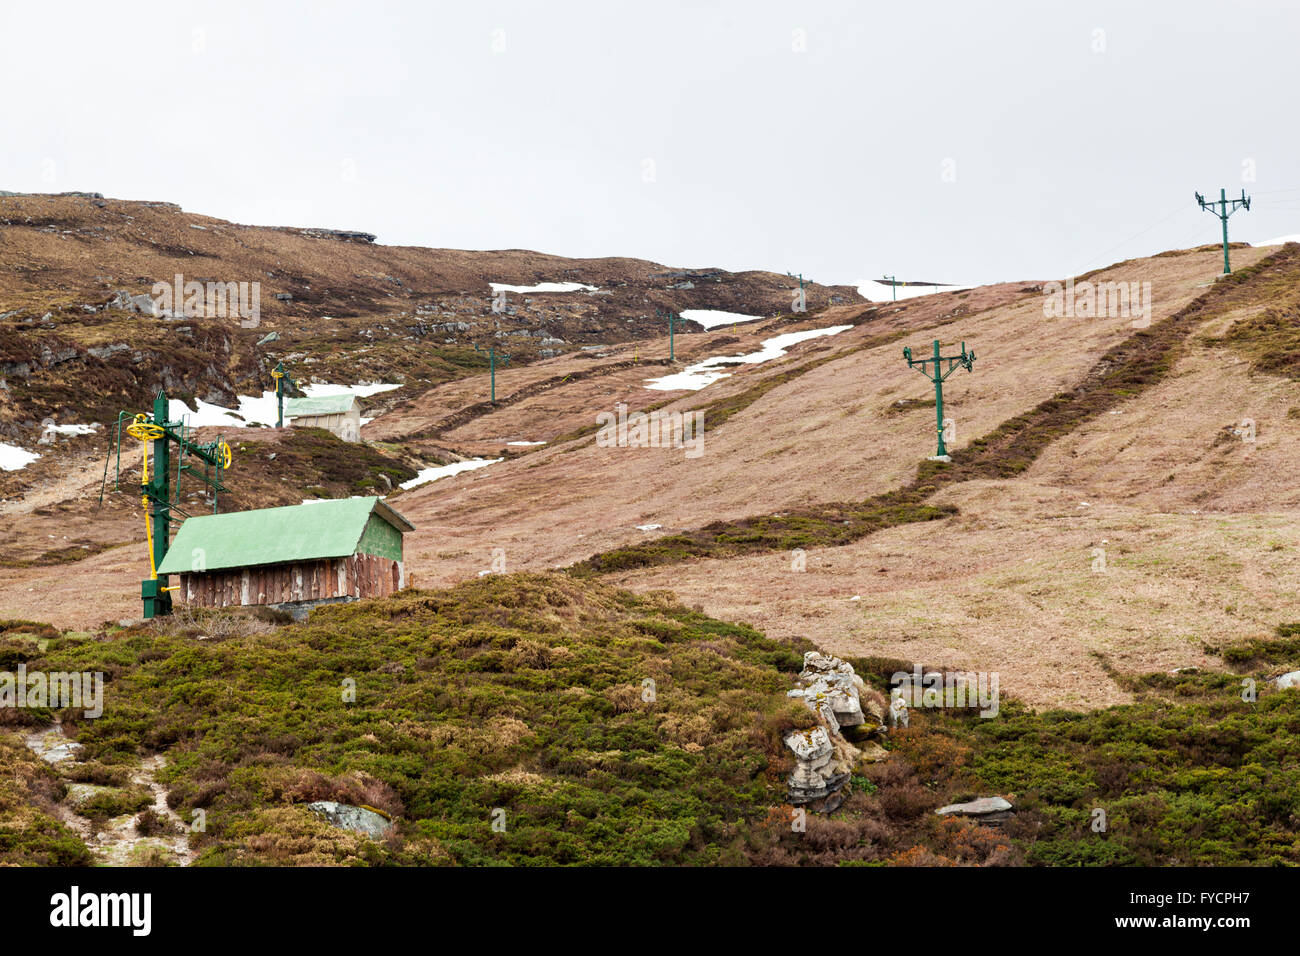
(903, 339, 976, 461)
(1196, 188, 1252, 274)
(101, 390, 233, 618)
(271, 361, 298, 428)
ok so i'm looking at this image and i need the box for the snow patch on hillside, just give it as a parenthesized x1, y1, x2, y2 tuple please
(0, 443, 40, 471)
(489, 281, 599, 294)
(170, 383, 400, 429)
(856, 279, 976, 301)
(646, 325, 853, 391)
(400, 457, 502, 490)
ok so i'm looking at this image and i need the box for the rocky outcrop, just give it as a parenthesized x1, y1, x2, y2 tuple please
(889, 686, 910, 728)
(307, 801, 394, 838)
(784, 652, 888, 812)
(788, 650, 868, 732)
(0, 190, 104, 199)
(277, 227, 377, 244)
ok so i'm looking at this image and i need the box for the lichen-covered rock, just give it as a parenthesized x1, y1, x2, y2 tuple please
(856, 741, 889, 764)
(307, 801, 394, 839)
(784, 727, 833, 763)
(785, 653, 887, 809)
(791, 651, 867, 728)
(789, 764, 829, 802)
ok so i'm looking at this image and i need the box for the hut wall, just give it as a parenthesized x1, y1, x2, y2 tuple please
(180, 554, 403, 609)
(289, 409, 361, 442)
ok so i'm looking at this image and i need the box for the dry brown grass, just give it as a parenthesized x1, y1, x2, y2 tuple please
(1, 242, 1288, 721)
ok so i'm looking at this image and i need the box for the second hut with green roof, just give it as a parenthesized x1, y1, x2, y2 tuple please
(284, 393, 363, 442)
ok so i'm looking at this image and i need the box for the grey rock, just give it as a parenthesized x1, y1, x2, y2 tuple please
(936, 796, 1014, 825)
(791, 651, 867, 729)
(784, 727, 833, 762)
(307, 800, 393, 838)
(25, 727, 85, 764)
(65, 783, 118, 810)
(39, 346, 78, 366)
(286, 227, 376, 244)
(1276, 670, 1300, 689)
(784, 654, 880, 809)
(788, 764, 828, 802)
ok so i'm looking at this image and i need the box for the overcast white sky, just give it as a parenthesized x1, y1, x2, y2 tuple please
(3, 0, 1296, 287)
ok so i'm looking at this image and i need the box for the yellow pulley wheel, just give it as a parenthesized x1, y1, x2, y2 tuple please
(126, 414, 164, 442)
(217, 440, 233, 470)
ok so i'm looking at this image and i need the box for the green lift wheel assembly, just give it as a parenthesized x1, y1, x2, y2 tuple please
(100, 389, 234, 618)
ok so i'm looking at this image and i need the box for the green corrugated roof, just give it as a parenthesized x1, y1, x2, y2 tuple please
(157, 496, 412, 575)
(284, 394, 360, 417)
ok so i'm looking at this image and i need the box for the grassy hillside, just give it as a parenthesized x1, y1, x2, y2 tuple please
(851, 643, 1300, 866)
(6, 573, 1300, 867)
(6, 574, 819, 865)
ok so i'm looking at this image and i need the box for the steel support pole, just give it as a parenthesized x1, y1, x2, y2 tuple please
(1220, 188, 1231, 274)
(932, 339, 947, 458)
(143, 391, 172, 618)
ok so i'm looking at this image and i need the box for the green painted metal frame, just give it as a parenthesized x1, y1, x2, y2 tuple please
(1196, 188, 1252, 274)
(474, 343, 510, 404)
(101, 389, 231, 618)
(655, 307, 680, 362)
(903, 339, 976, 459)
(273, 361, 297, 428)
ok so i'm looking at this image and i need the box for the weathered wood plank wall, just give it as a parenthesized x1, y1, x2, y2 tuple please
(180, 554, 403, 608)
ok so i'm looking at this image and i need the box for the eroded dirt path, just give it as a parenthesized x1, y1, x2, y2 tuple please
(24, 722, 194, 866)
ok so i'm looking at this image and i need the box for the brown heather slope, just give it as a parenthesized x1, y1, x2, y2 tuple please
(3, 235, 1295, 716)
(376, 245, 1261, 582)
(613, 245, 1300, 709)
(0, 191, 860, 445)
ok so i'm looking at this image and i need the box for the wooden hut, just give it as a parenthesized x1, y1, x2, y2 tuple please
(156, 496, 413, 618)
(284, 394, 363, 442)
